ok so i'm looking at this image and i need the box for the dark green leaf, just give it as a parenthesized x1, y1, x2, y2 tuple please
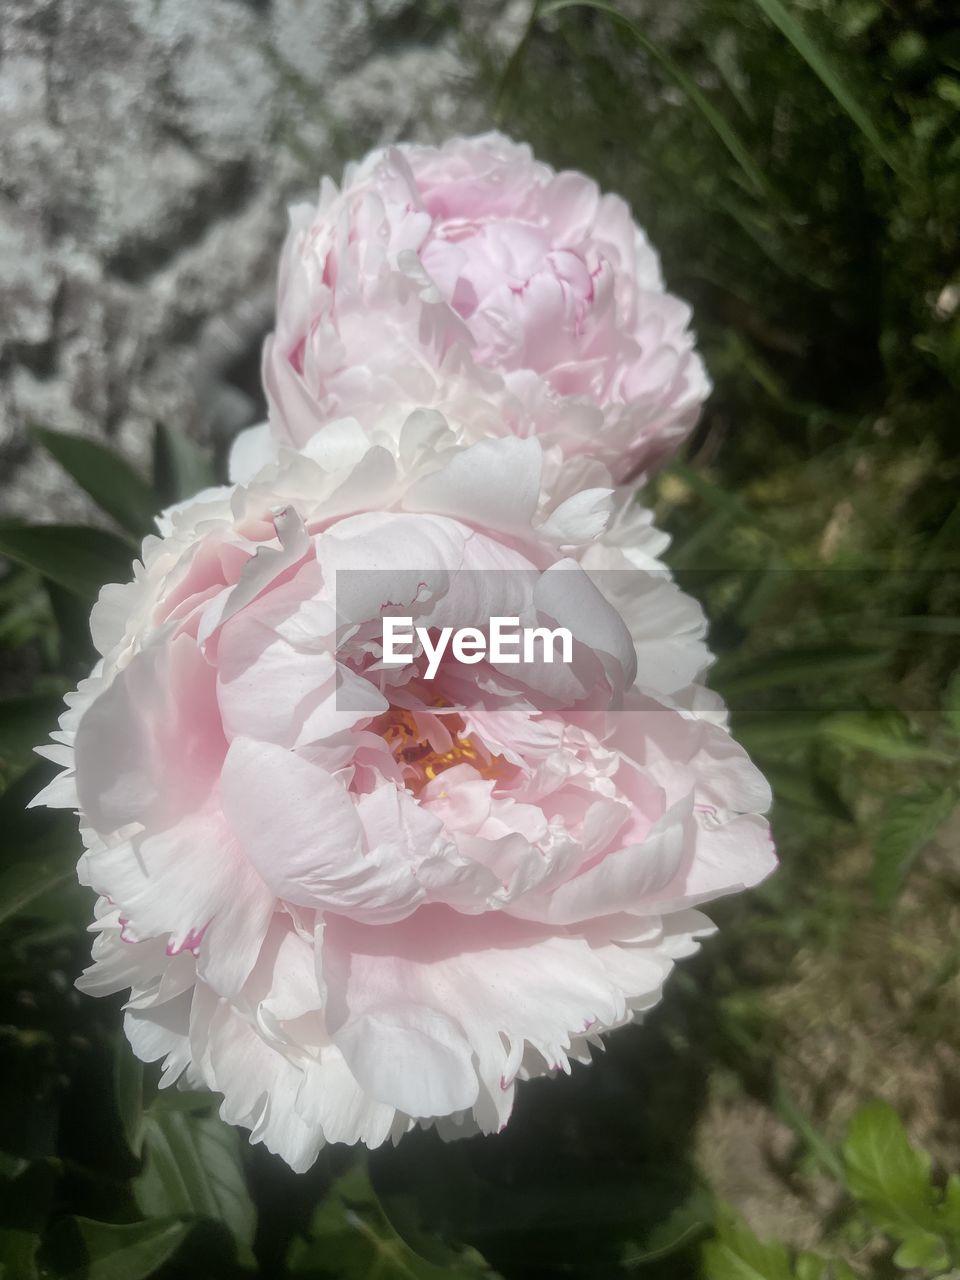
(289, 1162, 493, 1279)
(33, 427, 157, 540)
(153, 424, 216, 506)
(114, 1036, 145, 1159)
(69, 1216, 191, 1280)
(872, 787, 957, 907)
(0, 525, 133, 598)
(133, 1109, 256, 1256)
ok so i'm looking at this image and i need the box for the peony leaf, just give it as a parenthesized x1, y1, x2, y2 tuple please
(0, 524, 133, 599)
(113, 1036, 144, 1160)
(68, 1217, 191, 1280)
(32, 427, 157, 540)
(872, 786, 957, 907)
(288, 1162, 494, 1279)
(133, 1109, 256, 1258)
(153, 423, 215, 506)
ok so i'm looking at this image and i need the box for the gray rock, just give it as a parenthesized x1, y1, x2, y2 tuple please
(0, 0, 502, 523)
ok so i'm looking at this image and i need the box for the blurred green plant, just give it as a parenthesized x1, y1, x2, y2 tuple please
(703, 1102, 960, 1277)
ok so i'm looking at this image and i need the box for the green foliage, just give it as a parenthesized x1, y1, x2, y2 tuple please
(133, 1107, 257, 1259)
(871, 785, 958, 906)
(702, 1208, 859, 1278)
(33, 427, 159, 541)
(843, 1102, 960, 1272)
(68, 1217, 193, 1280)
(288, 1162, 497, 1279)
(0, 524, 136, 598)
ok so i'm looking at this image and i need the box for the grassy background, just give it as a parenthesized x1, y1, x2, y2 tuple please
(0, 1, 958, 1276)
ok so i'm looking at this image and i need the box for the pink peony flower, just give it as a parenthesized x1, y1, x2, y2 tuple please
(265, 133, 710, 485)
(33, 421, 773, 1170)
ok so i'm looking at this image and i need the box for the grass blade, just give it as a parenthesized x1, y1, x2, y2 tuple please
(539, 0, 774, 199)
(745, 0, 899, 171)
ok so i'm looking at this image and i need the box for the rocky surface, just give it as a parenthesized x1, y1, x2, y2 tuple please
(0, 0, 516, 522)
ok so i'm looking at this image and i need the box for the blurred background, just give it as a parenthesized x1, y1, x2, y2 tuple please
(1, 2, 958, 1277)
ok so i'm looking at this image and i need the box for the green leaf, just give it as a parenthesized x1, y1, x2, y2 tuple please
(539, 1, 774, 200)
(153, 423, 216, 506)
(288, 1162, 492, 1279)
(114, 1036, 145, 1159)
(133, 1109, 256, 1257)
(744, 0, 899, 170)
(890, 1231, 949, 1272)
(0, 524, 133, 598)
(872, 786, 958, 907)
(33, 427, 157, 540)
(69, 1217, 191, 1280)
(700, 1207, 794, 1280)
(843, 1102, 944, 1250)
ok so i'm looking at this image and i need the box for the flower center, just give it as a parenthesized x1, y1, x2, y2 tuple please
(375, 706, 509, 795)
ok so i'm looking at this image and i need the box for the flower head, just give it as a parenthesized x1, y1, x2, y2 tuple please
(34, 421, 772, 1170)
(266, 134, 710, 484)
